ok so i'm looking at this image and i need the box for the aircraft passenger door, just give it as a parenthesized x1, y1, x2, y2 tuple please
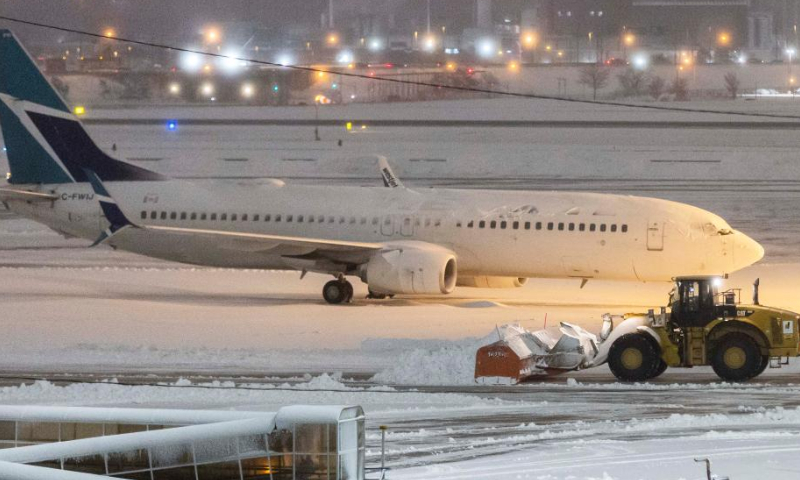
(380, 216, 394, 236)
(647, 221, 664, 251)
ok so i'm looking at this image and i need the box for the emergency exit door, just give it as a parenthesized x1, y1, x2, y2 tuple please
(647, 221, 664, 251)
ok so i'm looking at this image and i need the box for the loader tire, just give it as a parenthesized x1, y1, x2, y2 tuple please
(608, 333, 661, 382)
(651, 359, 668, 379)
(712, 333, 763, 382)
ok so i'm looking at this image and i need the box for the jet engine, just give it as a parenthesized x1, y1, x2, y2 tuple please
(457, 276, 528, 288)
(363, 244, 457, 295)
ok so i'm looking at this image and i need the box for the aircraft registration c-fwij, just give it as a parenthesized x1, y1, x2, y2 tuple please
(0, 30, 764, 304)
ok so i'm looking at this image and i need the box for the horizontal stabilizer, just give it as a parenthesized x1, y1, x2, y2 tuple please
(84, 170, 135, 246)
(0, 187, 58, 202)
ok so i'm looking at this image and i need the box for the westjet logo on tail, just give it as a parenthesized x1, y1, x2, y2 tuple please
(381, 167, 400, 188)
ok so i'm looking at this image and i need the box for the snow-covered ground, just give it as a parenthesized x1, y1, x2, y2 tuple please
(3, 100, 800, 478)
(2, 213, 800, 479)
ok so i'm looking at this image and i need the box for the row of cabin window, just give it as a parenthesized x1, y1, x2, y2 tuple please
(457, 219, 628, 233)
(141, 211, 444, 227)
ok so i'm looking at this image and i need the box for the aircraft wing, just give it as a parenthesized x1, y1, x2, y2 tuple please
(0, 187, 58, 202)
(144, 224, 383, 254)
(83, 170, 383, 265)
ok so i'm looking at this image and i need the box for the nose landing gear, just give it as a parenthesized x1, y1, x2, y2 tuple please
(322, 278, 354, 304)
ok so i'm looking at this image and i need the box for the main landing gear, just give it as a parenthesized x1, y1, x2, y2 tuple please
(322, 278, 354, 305)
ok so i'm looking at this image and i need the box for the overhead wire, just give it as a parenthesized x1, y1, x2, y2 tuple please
(3, 15, 800, 121)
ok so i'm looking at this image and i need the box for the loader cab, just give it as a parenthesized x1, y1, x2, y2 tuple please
(669, 276, 720, 327)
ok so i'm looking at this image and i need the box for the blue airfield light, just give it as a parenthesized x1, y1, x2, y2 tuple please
(272, 84, 279, 93)
(166, 120, 178, 132)
(331, 83, 338, 89)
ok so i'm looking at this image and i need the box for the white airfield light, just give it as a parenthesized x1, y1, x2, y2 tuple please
(337, 50, 354, 64)
(218, 49, 247, 74)
(276, 52, 295, 67)
(179, 51, 203, 72)
(477, 38, 496, 58)
(631, 53, 649, 70)
(241, 83, 255, 98)
(200, 82, 214, 97)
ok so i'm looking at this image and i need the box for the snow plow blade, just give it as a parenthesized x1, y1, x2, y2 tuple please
(474, 323, 600, 384)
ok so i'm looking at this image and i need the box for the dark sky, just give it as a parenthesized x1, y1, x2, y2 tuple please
(0, 0, 332, 44)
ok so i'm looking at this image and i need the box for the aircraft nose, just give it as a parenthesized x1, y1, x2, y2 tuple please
(734, 230, 765, 270)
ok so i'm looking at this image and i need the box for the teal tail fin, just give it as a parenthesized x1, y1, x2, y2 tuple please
(0, 29, 164, 184)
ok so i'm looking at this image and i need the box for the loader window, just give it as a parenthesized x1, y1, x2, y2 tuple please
(679, 281, 716, 313)
(683, 281, 702, 312)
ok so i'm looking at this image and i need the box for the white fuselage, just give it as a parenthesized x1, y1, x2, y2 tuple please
(6, 179, 764, 282)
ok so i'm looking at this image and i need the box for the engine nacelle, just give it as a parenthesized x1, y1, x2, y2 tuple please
(364, 244, 457, 295)
(457, 276, 528, 289)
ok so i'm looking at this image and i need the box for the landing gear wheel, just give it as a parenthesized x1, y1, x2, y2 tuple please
(367, 290, 387, 300)
(712, 333, 763, 382)
(343, 281, 354, 303)
(323, 280, 351, 305)
(608, 334, 661, 382)
(651, 359, 668, 379)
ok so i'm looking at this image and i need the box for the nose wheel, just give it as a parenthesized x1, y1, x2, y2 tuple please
(323, 279, 354, 304)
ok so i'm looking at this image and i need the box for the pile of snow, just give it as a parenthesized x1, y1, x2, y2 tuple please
(371, 342, 480, 385)
(371, 329, 518, 385)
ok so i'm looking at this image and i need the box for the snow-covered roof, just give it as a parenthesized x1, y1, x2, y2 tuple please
(0, 418, 274, 464)
(0, 460, 105, 480)
(0, 404, 363, 464)
(275, 405, 364, 428)
(0, 405, 274, 426)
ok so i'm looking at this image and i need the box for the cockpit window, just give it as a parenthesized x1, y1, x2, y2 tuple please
(703, 223, 718, 236)
(702, 222, 734, 236)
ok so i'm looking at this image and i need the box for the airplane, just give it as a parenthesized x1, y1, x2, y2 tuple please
(0, 30, 764, 304)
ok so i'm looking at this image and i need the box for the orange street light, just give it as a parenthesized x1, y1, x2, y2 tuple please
(521, 31, 537, 49)
(624, 33, 635, 47)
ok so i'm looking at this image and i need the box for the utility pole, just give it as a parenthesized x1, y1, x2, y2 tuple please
(427, 0, 432, 34)
(329, 0, 334, 29)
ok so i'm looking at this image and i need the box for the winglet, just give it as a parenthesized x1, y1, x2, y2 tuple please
(84, 169, 135, 246)
(378, 156, 403, 188)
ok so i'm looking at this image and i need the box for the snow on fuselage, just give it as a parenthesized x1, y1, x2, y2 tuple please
(7, 179, 764, 282)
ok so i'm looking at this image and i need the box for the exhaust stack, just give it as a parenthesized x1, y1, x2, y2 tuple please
(752, 278, 760, 305)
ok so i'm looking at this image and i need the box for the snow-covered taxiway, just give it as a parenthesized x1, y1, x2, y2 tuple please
(3, 99, 800, 479)
(3, 208, 800, 479)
